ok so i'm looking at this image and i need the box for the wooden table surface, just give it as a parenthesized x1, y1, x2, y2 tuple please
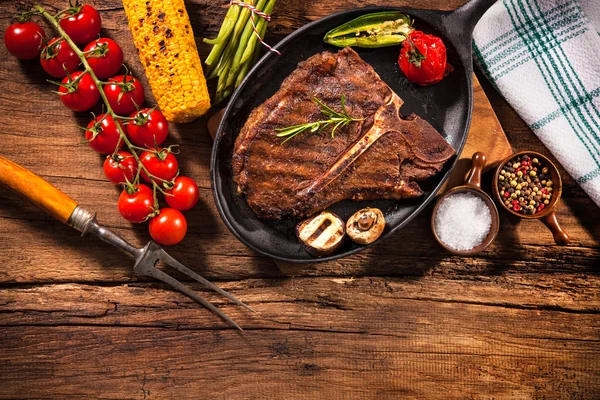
(1, 0, 599, 398)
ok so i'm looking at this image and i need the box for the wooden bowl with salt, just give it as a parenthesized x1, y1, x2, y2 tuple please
(431, 152, 500, 255)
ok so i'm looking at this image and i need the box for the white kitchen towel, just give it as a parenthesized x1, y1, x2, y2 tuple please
(473, 0, 600, 207)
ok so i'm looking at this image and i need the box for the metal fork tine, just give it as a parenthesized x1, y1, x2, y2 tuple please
(160, 250, 255, 312)
(72, 213, 250, 329)
(143, 265, 244, 331)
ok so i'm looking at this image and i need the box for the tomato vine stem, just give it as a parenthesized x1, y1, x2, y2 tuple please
(36, 5, 166, 212)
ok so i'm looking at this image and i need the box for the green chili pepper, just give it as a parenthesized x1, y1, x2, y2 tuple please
(323, 11, 414, 48)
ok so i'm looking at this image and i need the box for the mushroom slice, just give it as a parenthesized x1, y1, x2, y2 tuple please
(346, 208, 386, 245)
(296, 211, 345, 256)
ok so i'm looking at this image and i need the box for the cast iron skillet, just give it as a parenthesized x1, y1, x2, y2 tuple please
(211, 0, 496, 263)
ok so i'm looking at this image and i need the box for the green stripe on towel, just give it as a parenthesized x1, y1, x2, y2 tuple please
(515, 0, 600, 158)
(529, 0, 600, 147)
(578, 167, 600, 184)
(531, 87, 600, 129)
(479, 2, 576, 54)
(506, 0, 600, 169)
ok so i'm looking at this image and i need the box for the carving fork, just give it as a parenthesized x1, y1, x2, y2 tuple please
(0, 156, 252, 331)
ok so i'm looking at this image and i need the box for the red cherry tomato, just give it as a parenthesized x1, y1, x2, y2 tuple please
(85, 114, 124, 154)
(84, 38, 124, 79)
(165, 176, 199, 211)
(139, 148, 179, 184)
(58, 71, 100, 112)
(118, 184, 155, 223)
(40, 38, 79, 78)
(105, 75, 145, 115)
(59, 4, 102, 45)
(127, 108, 169, 148)
(103, 151, 138, 184)
(4, 21, 46, 60)
(149, 208, 187, 246)
(398, 30, 447, 86)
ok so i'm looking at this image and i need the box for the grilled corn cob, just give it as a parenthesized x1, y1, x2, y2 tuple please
(123, 0, 210, 123)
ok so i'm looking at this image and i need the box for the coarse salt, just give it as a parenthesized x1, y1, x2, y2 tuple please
(434, 192, 492, 251)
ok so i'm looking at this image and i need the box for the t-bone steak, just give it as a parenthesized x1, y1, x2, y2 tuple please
(232, 47, 455, 220)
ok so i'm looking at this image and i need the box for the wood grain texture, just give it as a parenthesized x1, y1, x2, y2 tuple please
(0, 0, 599, 399)
(1, 279, 599, 399)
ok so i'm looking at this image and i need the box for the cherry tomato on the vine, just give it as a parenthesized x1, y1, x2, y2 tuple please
(127, 108, 169, 148)
(139, 148, 179, 184)
(105, 75, 145, 115)
(103, 151, 138, 184)
(85, 114, 124, 154)
(398, 30, 447, 86)
(84, 38, 123, 79)
(4, 21, 46, 60)
(57, 71, 100, 112)
(149, 208, 187, 246)
(118, 184, 155, 223)
(40, 38, 79, 78)
(165, 176, 199, 211)
(59, 4, 102, 45)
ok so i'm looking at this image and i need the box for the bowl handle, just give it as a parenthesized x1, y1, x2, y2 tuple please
(541, 211, 570, 245)
(464, 152, 486, 189)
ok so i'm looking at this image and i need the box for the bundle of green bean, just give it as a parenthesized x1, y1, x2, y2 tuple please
(204, 0, 277, 104)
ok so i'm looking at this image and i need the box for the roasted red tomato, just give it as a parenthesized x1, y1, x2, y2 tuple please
(118, 184, 155, 223)
(398, 30, 447, 86)
(59, 4, 102, 45)
(105, 75, 145, 115)
(103, 151, 138, 184)
(127, 108, 169, 148)
(139, 148, 179, 184)
(84, 38, 123, 79)
(57, 71, 100, 112)
(40, 38, 80, 78)
(149, 208, 187, 245)
(85, 113, 124, 154)
(4, 21, 46, 60)
(165, 176, 199, 211)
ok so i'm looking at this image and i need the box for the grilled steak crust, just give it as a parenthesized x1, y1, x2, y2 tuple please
(233, 47, 455, 220)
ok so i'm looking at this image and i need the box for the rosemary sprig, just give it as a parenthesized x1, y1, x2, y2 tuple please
(275, 95, 363, 144)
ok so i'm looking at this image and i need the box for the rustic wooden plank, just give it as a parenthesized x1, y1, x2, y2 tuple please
(1, 277, 599, 327)
(0, 277, 599, 399)
(1, 179, 598, 284)
(2, 326, 597, 399)
(1, 196, 598, 283)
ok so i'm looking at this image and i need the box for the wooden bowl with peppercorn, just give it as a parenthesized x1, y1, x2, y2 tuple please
(493, 151, 569, 245)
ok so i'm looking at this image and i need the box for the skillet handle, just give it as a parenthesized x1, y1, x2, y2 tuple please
(443, 0, 497, 39)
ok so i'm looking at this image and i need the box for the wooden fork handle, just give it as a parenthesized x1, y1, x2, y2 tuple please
(0, 156, 78, 224)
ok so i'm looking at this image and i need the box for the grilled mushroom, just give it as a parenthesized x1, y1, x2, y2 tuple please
(296, 211, 345, 256)
(346, 208, 385, 245)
